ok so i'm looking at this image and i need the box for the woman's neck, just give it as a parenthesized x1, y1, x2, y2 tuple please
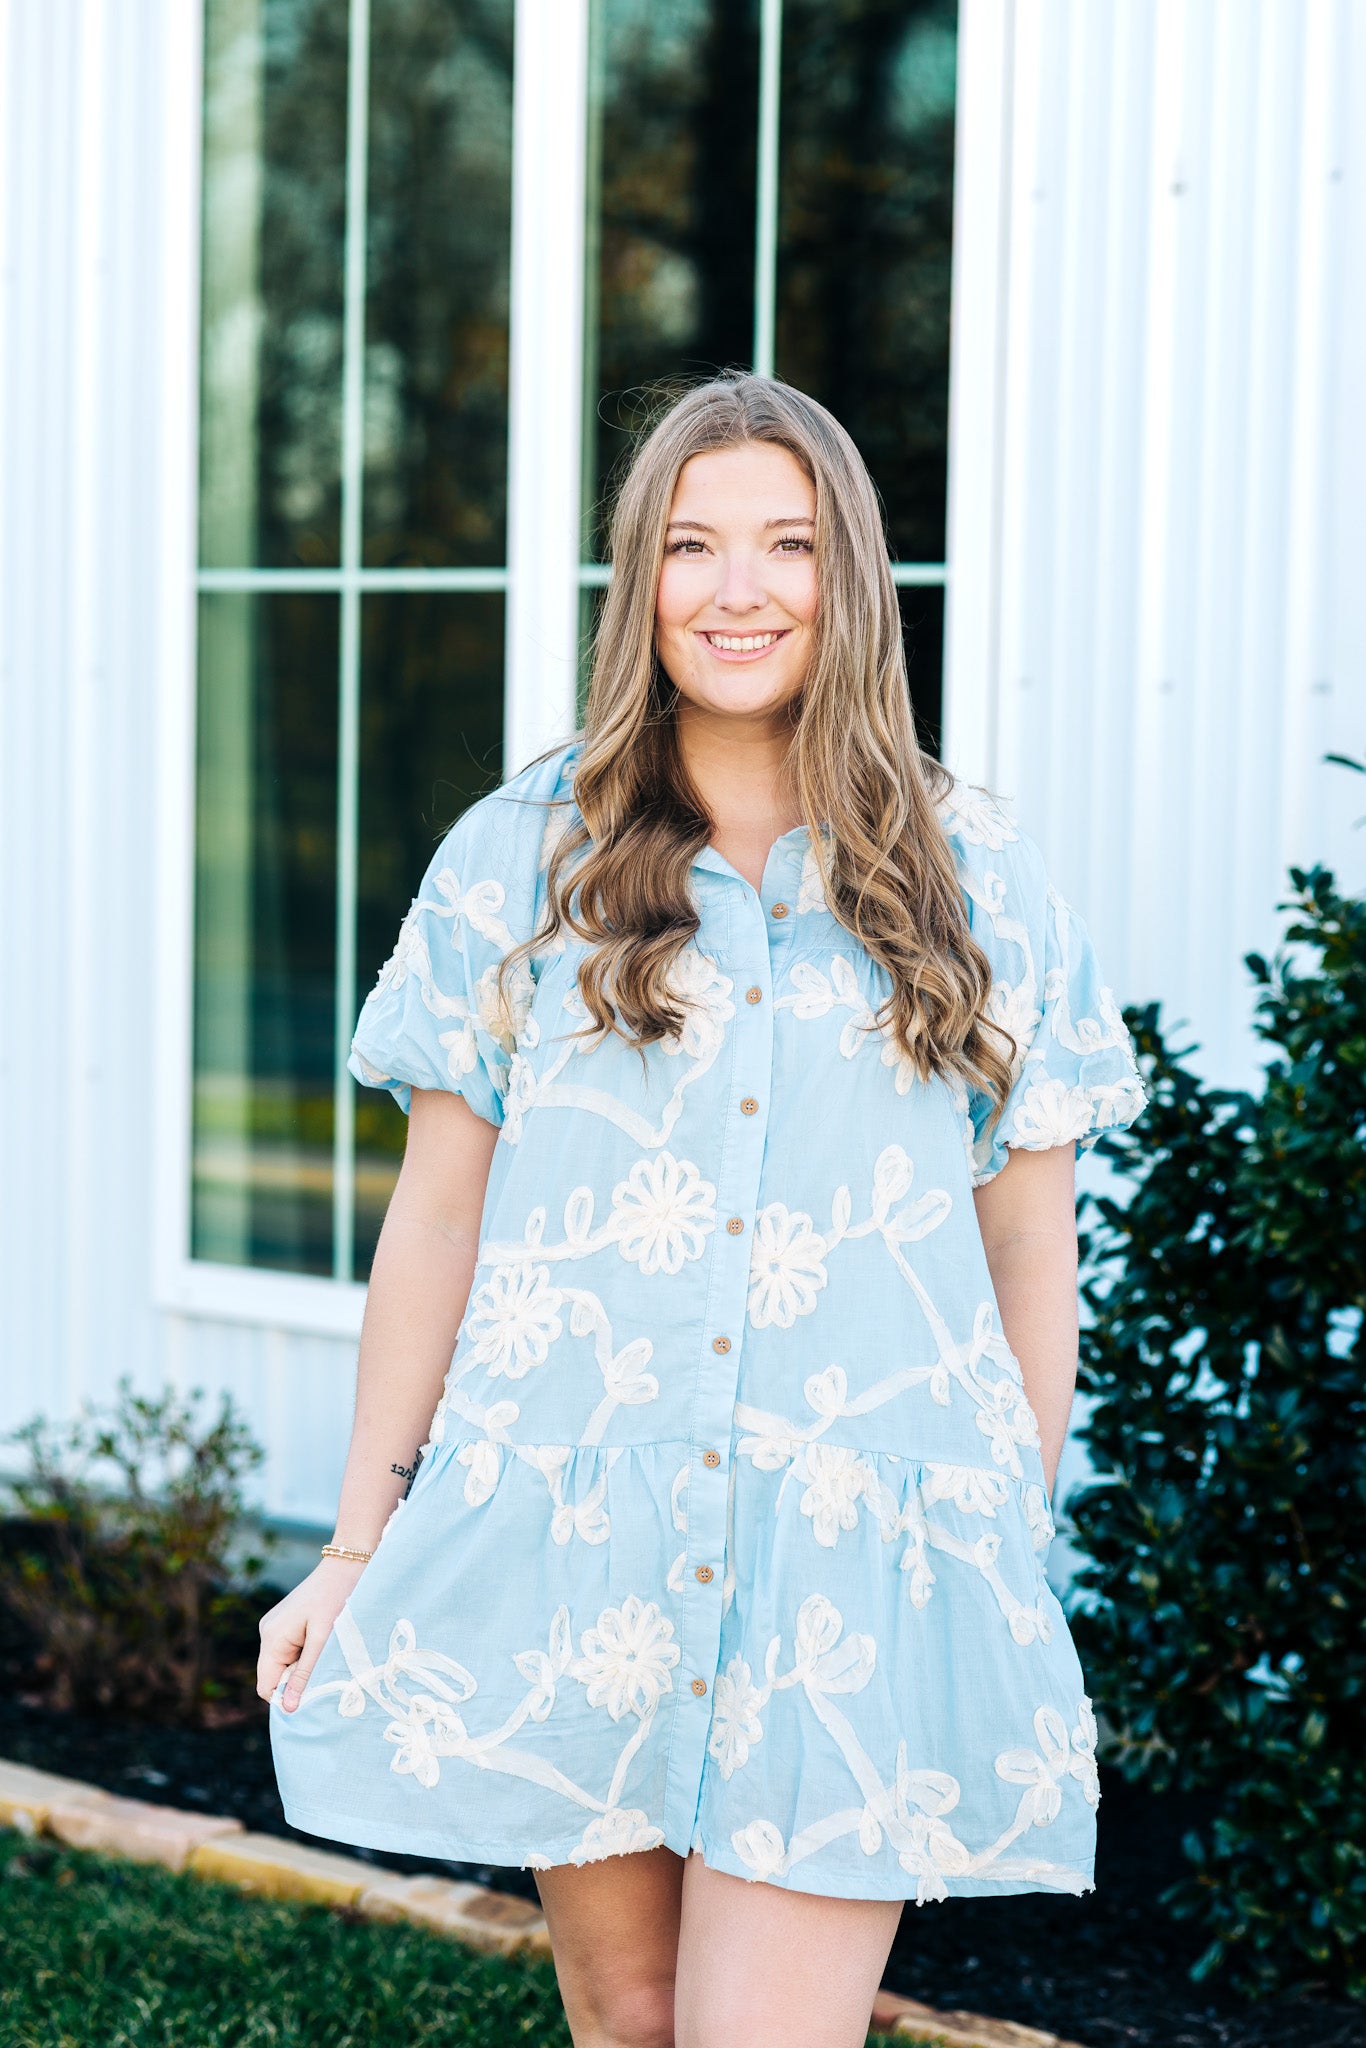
(674, 710, 805, 890)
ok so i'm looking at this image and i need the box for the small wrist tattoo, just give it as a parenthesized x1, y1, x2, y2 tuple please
(391, 1447, 424, 1497)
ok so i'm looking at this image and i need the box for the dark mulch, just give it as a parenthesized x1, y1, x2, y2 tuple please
(0, 1556, 1360, 2048)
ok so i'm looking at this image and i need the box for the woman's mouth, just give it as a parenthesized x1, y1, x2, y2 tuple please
(697, 629, 791, 663)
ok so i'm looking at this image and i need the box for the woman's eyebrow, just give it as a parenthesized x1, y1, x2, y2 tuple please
(664, 515, 815, 532)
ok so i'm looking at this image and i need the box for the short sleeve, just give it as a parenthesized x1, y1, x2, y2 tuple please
(347, 791, 543, 1126)
(946, 787, 1149, 1186)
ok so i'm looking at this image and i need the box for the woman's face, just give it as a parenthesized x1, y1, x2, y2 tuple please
(654, 441, 817, 724)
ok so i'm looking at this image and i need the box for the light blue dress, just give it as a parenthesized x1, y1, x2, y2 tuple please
(270, 735, 1148, 1902)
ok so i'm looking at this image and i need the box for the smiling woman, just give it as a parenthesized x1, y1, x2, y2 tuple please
(261, 370, 1147, 2048)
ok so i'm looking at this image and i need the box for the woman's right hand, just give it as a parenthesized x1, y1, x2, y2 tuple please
(257, 1557, 369, 1713)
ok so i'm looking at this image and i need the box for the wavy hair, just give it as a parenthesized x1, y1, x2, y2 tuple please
(497, 371, 1016, 1121)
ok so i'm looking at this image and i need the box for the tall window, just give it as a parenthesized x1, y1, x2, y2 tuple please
(581, 0, 956, 725)
(190, 0, 957, 1288)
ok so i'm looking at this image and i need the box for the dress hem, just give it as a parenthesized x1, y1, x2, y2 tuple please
(277, 1795, 1095, 1905)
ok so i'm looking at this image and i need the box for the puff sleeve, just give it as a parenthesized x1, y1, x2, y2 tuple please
(347, 791, 542, 1127)
(945, 786, 1149, 1186)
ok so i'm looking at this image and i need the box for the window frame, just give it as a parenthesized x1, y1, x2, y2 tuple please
(151, 0, 1007, 1337)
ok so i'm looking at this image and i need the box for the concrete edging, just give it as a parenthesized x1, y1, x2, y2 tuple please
(1, 1757, 1092, 2044)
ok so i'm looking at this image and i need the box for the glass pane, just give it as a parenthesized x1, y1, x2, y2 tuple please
(900, 581, 945, 757)
(192, 594, 339, 1273)
(199, 0, 348, 569)
(578, 581, 607, 721)
(363, 0, 515, 568)
(583, 0, 762, 557)
(353, 594, 506, 1271)
(777, 0, 957, 564)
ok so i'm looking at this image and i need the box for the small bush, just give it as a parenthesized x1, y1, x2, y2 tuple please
(1069, 864, 1366, 2001)
(0, 1374, 278, 1725)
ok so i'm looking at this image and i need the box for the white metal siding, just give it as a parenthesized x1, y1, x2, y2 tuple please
(2, 0, 1362, 1529)
(946, 0, 1365, 1094)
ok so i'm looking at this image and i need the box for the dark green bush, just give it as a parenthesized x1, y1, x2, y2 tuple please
(1068, 864, 1365, 2001)
(0, 1374, 278, 1725)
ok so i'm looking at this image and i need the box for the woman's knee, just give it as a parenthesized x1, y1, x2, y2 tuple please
(563, 1970, 676, 2048)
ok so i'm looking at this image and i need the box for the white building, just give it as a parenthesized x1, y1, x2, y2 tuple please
(2, 0, 1362, 1556)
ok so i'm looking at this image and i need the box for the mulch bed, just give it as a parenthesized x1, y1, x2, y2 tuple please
(0, 1548, 1360, 2048)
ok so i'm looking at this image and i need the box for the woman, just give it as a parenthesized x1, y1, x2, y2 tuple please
(260, 372, 1148, 2047)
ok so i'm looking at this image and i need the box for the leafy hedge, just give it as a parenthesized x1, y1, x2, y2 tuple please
(1068, 864, 1365, 2000)
(0, 1376, 277, 1723)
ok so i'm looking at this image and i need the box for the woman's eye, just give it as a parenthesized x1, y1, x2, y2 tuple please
(665, 537, 705, 555)
(775, 536, 814, 553)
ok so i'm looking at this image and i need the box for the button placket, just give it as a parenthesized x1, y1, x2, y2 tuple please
(667, 839, 806, 1835)
(665, 875, 778, 1837)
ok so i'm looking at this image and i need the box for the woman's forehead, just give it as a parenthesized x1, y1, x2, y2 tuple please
(668, 442, 815, 518)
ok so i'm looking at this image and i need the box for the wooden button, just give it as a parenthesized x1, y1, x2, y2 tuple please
(694, 1564, 714, 1583)
(770, 901, 789, 918)
(740, 1096, 759, 1115)
(745, 985, 763, 1003)
(691, 1677, 708, 1695)
(702, 1449, 721, 1467)
(712, 1335, 731, 1353)
(726, 1216, 745, 1234)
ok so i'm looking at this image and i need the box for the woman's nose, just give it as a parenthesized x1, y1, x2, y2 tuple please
(712, 553, 766, 612)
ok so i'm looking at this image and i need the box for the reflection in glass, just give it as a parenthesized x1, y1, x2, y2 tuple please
(900, 582, 944, 757)
(199, 0, 348, 569)
(353, 595, 506, 1272)
(192, 595, 339, 1273)
(364, 0, 515, 567)
(777, 0, 957, 564)
(583, 0, 761, 553)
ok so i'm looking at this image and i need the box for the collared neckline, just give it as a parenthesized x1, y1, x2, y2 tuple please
(690, 819, 833, 881)
(557, 739, 831, 882)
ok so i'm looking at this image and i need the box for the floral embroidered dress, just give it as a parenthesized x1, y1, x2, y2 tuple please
(269, 735, 1148, 1903)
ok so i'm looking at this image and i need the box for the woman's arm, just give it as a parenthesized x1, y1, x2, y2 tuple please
(971, 1140, 1079, 1498)
(257, 1085, 499, 1710)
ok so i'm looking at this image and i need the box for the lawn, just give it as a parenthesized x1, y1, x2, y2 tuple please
(0, 1828, 902, 2048)
(0, 1829, 571, 2048)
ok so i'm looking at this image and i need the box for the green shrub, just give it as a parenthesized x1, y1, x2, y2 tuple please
(0, 1375, 278, 1725)
(1068, 864, 1366, 2001)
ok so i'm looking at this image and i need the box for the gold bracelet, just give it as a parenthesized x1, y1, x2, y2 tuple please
(320, 1542, 373, 1562)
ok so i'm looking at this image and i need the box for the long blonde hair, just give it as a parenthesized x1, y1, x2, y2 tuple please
(498, 371, 1015, 1117)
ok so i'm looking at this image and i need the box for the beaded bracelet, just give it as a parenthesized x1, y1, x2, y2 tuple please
(320, 1542, 373, 1562)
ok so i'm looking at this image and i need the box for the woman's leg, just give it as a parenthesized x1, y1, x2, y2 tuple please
(673, 1851, 903, 2048)
(533, 1845, 686, 2048)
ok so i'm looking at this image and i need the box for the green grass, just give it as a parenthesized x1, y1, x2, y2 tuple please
(0, 1828, 903, 2046)
(0, 1828, 572, 2047)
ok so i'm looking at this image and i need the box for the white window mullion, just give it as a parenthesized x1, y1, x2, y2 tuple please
(941, 0, 1014, 784)
(332, 0, 372, 1284)
(753, 0, 784, 377)
(505, 0, 590, 774)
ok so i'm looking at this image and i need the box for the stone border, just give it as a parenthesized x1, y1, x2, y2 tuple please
(1, 1757, 1092, 2045)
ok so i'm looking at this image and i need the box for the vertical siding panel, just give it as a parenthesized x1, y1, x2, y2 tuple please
(1281, 0, 1353, 899)
(993, 0, 1046, 797)
(1322, 0, 1366, 901)
(66, 0, 106, 1415)
(1082, 0, 1155, 968)
(1185, 0, 1258, 1069)
(1126, 0, 1184, 1009)
(1221, 3, 1298, 1076)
